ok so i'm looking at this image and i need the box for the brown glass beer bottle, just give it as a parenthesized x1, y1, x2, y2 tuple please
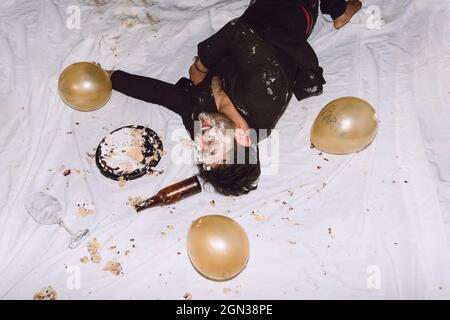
(135, 176, 202, 212)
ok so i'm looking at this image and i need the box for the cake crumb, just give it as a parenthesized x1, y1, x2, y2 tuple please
(127, 196, 143, 208)
(127, 145, 144, 163)
(183, 292, 192, 300)
(118, 176, 126, 188)
(253, 213, 266, 222)
(78, 204, 95, 217)
(103, 261, 123, 276)
(87, 238, 101, 263)
(33, 286, 58, 300)
(80, 256, 89, 263)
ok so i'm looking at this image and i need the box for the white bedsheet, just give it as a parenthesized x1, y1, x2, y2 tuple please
(0, 0, 449, 299)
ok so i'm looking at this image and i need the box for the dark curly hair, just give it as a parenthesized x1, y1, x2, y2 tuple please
(198, 142, 260, 196)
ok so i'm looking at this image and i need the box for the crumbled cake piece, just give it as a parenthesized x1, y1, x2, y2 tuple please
(78, 207, 94, 217)
(90, 251, 101, 264)
(87, 238, 100, 251)
(33, 286, 58, 300)
(118, 176, 126, 188)
(78, 203, 95, 217)
(87, 238, 101, 264)
(127, 196, 143, 208)
(183, 292, 192, 300)
(103, 261, 123, 276)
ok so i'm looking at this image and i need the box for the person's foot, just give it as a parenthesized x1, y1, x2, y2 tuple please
(333, 0, 362, 30)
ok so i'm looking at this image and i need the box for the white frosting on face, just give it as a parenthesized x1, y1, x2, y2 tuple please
(194, 113, 234, 167)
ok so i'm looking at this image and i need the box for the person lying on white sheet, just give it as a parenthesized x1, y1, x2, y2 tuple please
(101, 0, 362, 196)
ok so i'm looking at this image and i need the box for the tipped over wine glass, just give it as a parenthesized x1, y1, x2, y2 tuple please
(25, 192, 89, 249)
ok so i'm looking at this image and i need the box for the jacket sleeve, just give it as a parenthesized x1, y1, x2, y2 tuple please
(268, 38, 326, 101)
(197, 20, 239, 69)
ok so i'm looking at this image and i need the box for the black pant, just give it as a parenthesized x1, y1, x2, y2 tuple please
(111, 70, 200, 138)
(111, 71, 192, 117)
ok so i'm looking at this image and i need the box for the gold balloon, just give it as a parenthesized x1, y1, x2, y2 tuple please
(311, 97, 378, 154)
(187, 215, 249, 281)
(58, 62, 112, 112)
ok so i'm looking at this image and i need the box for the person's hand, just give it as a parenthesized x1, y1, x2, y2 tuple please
(92, 61, 114, 78)
(189, 57, 208, 85)
(333, 0, 362, 29)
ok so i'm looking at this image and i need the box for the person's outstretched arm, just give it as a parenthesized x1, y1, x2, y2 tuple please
(189, 20, 240, 85)
(106, 69, 192, 120)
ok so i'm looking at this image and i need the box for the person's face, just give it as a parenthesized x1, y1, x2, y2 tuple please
(194, 112, 235, 167)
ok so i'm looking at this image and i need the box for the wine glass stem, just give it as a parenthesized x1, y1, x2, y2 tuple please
(59, 221, 75, 236)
